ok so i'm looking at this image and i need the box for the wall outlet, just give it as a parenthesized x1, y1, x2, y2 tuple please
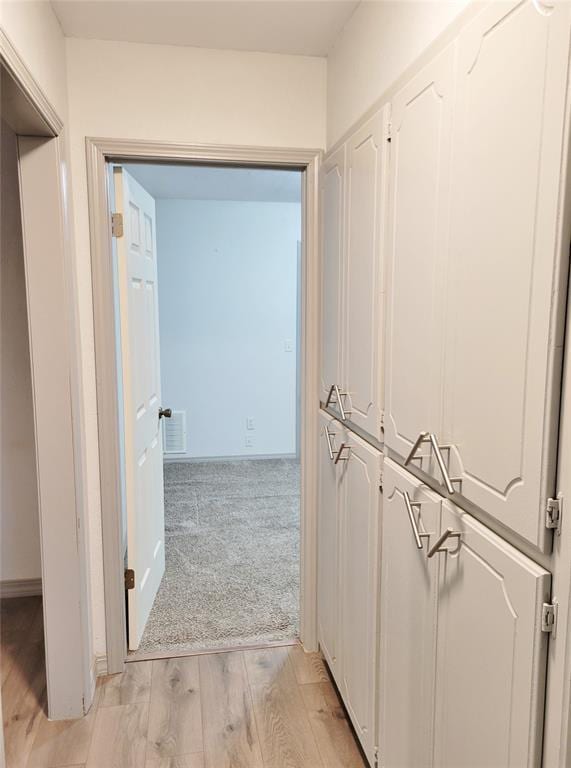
(284, 339, 294, 352)
(245, 435, 254, 448)
(246, 417, 255, 430)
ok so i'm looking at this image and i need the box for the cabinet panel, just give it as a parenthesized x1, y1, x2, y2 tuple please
(317, 410, 343, 675)
(443, 1, 571, 550)
(339, 430, 382, 763)
(384, 47, 455, 462)
(320, 146, 346, 404)
(344, 109, 387, 440)
(378, 459, 441, 768)
(434, 502, 551, 768)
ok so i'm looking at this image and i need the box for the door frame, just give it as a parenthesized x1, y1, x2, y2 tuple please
(1, 31, 91, 719)
(86, 137, 322, 674)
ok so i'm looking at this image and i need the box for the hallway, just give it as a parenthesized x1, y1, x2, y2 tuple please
(1, 597, 365, 768)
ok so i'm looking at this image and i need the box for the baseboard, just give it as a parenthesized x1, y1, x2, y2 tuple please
(0, 578, 42, 598)
(95, 653, 108, 677)
(164, 453, 298, 464)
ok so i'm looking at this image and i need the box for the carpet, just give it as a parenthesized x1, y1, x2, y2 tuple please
(136, 457, 300, 655)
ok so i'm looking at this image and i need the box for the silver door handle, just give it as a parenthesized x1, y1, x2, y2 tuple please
(403, 491, 432, 550)
(427, 527, 462, 558)
(334, 442, 351, 464)
(325, 384, 349, 421)
(324, 427, 336, 460)
(428, 434, 455, 495)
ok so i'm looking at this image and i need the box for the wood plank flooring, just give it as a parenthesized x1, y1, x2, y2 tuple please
(2, 598, 367, 768)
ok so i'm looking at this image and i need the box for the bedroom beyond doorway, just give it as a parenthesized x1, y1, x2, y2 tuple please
(111, 162, 303, 658)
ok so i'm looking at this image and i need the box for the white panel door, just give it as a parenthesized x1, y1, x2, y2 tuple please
(378, 460, 441, 768)
(433, 502, 551, 768)
(320, 145, 346, 408)
(114, 167, 165, 650)
(384, 47, 455, 464)
(344, 108, 387, 440)
(339, 430, 382, 764)
(317, 411, 344, 678)
(443, 0, 571, 551)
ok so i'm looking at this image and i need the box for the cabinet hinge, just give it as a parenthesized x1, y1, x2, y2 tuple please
(541, 600, 558, 635)
(386, 123, 392, 143)
(124, 568, 135, 590)
(379, 470, 383, 492)
(546, 496, 562, 534)
(111, 212, 124, 238)
(374, 745, 380, 768)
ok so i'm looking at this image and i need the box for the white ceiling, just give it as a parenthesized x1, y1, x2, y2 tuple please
(124, 163, 302, 202)
(51, 1, 359, 57)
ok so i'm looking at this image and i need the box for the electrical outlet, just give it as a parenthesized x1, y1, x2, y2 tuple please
(246, 417, 255, 430)
(245, 435, 254, 448)
(284, 339, 294, 352)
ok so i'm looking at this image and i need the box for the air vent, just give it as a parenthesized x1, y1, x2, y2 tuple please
(163, 410, 186, 454)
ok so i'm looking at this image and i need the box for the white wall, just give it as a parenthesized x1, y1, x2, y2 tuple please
(326, 0, 469, 147)
(0, 120, 41, 582)
(65, 37, 325, 656)
(156, 199, 300, 459)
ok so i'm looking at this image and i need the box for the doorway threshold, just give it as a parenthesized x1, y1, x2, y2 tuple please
(126, 636, 300, 663)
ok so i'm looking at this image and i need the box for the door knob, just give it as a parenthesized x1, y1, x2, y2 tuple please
(159, 407, 172, 419)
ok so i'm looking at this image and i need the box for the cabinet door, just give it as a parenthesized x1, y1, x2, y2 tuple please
(434, 502, 551, 768)
(344, 108, 387, 440)
(339, 430, 382, 763)
(384, 47, 455, 464)
(443, 1, 571, 551)
(320, 145, 346, 406)
(378, 460, 441, 768)
(317, 410, 343, 677)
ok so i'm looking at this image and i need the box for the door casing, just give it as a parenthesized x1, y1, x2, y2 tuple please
(86, 137, 322, 674)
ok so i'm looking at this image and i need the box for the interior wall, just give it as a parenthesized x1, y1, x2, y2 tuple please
(156, 198, 300, 459)
(326, 0, 469, 147)
(65, 36, 325, 656)
(0, 120, 41, 582)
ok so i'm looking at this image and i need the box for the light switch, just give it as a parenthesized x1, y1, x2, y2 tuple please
(284, 339, 294, 352)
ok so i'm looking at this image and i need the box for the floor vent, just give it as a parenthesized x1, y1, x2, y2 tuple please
(163, 410, 186, 454)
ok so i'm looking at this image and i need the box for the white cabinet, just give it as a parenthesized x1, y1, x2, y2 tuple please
(339, 429, 382, 763)
(343, 110, 387, 440)
(378, 459, 441, 768)
(320, 146, 346, 404)
(442, 0, 571, 551)
(384, 2, 571, 551)
(317, 410, 382, 765)
(321, 109, 388, 442)
(317, 410, 343, 675)
(378, 460, 551, 768)
(384, 46, 454, 463)
(433, 502, 551, 768)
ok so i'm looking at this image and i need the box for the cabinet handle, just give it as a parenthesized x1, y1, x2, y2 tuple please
(405, 431, 457, 496)
(325, 384, 350, 421)
(427, 434, 456, 495)
(427, 527, 462, 558)
(403, 491, 432, 550)
(334, 442, 351, 464)
(324, 427, 336, 460)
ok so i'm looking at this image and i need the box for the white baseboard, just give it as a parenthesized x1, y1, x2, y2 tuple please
(0, 578, 42, 598)
(95, 654, 108, 677)
(164, 453, 298, 464)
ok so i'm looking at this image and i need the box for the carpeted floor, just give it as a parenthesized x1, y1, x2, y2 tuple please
(136, 457, 300, 655)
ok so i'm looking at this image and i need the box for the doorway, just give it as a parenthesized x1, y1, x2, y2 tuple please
(88, 139, 320, 673)
(113, 162, 303, 657)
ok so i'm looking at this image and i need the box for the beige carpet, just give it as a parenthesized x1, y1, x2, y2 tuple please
(136, 458, 300, 655)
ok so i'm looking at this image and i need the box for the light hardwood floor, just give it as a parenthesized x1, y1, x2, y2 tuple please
(2, 597, 367, 768)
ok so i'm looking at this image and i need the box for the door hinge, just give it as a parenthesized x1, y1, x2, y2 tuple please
(541, 600, 558, 635)
(386, 123, 392, 143)
(124, 568, 135, 590)
(374, 745, 380, 768)
(111, 212, 124, 238)
(546, 496, 562, 534)
(379, 470, 384, 492)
